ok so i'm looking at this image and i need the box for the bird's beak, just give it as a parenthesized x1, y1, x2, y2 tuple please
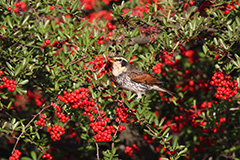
(109, 57, 117, 63)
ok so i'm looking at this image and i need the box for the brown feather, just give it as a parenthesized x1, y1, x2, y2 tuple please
(129, 73, 162, 84)
(127, 65, 163, 84)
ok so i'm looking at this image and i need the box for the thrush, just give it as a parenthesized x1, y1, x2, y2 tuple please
(109, 56, 174, 99)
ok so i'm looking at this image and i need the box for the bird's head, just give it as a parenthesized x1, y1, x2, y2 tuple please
(109, 56, 130, 76)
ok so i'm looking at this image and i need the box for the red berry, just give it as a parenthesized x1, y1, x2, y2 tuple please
(189, 1, 195, 5)
(8, 7, 12, 11)
(43, 42, 47, 47)
(45, 39, 50, 44)
(14, 7, 19, 13)
(50, 6, 54, 10)
(189, 80, 194, 86)
(108, 32, 113, 37)
(105, 36, 109, 41)
(2, 76, 7, 81)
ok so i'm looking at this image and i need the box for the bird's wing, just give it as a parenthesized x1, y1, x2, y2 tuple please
(127, 66, 163, 84)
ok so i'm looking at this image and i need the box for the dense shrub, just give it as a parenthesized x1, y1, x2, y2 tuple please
(0, 0, 240, 159)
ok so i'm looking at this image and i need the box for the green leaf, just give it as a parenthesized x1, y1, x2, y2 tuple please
(12, 121, 20, 130)
(31, 151, 37, 160)
(213, 37, 218, 46)
(54, 81, 59, 90)
(2, 121, 8, 129)
(178, 147, 188, 156)
(22, 15, 30, 26)
(202, 44, 208, 54)
(236, 16, 240, 26)
(114, 138, 120, 143)
(173, 137, 178, 149)
(159, 158, 169, 160)
(35, 132, 40, 139)
(6, 15, 13, 28)
(21, 157, 32, 160)
(154, 117, 159, 126)
(15, 65, 22, 76)
(63, 44, 67, 53)
(11, 118, 16, 125)
(6, 62, 13, 71)
(7, 101, 12, 109)
(162, 127, 170, 137)
(159, 118, 165, 127)
(44, 19, 50, 30)
(71, 0, 80, 12)
(219, 38, 228, 49)
(18, 80, 29, 85)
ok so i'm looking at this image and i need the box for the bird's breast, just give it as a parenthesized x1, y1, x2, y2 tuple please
(114, 73, 148, 93)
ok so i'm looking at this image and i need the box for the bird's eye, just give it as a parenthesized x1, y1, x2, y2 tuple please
(121, 60, 128, 67)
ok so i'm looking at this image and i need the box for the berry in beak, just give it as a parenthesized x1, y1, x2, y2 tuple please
(109, 57, 117, 63)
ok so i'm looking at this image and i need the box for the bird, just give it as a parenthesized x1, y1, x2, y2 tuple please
(109, 56, 174, 99)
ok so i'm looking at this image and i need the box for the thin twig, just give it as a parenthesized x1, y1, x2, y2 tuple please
(96, 62, 107, 76)
(111, 122, 121, 149)
(95, 141, 100, 160)
(229, 107, 240, 111)
(69, 56, 87, 65)
(11, 104, 51, 154)
(146, 124, 156, 135)
(72, 14, 103, 31)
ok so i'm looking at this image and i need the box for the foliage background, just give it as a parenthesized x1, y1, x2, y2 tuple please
(0, 0, 240, 159)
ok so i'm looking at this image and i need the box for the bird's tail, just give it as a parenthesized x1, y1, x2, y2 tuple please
(150, 85, 176, 97)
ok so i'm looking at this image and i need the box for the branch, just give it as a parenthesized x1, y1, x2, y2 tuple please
(11, 104, 51, 154)
(111, 122, 121, 149)
(95, 141, 100, 160)
(72, 14, 103, 31)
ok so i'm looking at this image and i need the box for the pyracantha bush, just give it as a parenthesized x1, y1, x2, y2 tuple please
(0, 0, 240, 160)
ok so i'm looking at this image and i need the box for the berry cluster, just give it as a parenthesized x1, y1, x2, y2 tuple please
(221, 1, 238, 15)
(118, 125, 126, 132)
(115, 106, 128, 123)
(9, 149, 21, 160)
(122, 4, 150, 18)
(161, 101, 212, 135)
(211, 116, 227, 133)
(58, 87, 91, 109)
(124, 144, 140, 157)
(35, 114, 47, 126)
(58, 87, 127, 142)
(42, 153, 53, 160)
(106, 22, 116, 30)
(43, 39, 51, 47)
(156, 144, 176, 156)
(0, 74, 17, 92)
(184, 0, 195, 9)
(152, 51, 176, 74)
(193, 137, 216, 153)
(84, 56, 111, 78)
(8, 1, 27, 13)
(129, 56, 137, 64)
(210, 71, 238, 101)
(194, 0, 239, 15)
(47, 124, 65, 141)
(152, 62, 163, 74)
(27, 90, 44, 106)
(143, 133, 155, 143)
(51, 103, 69, 122)
(91, 121, 115, 142)
(180, 44, 198, 64)
(95, 34, 112, 45)
(64, 128, 77, 139)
